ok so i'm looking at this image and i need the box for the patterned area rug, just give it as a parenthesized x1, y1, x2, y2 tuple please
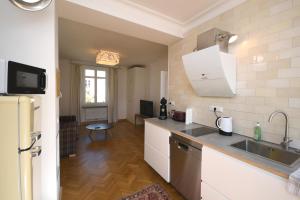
(120, 184, 170, 200)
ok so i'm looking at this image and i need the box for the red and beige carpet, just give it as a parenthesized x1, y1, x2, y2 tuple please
(121, 184, 170, 200)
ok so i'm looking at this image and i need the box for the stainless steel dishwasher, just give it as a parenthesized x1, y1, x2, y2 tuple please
(170, 133, 202, 200)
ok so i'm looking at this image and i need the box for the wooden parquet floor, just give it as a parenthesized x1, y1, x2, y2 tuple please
(60, 120, 184, 200)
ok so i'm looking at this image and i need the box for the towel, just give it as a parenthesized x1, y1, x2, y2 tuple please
(288, 168, 300, 196)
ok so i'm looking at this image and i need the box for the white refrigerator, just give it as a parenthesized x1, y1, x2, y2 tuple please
(0, 96, 41, 200)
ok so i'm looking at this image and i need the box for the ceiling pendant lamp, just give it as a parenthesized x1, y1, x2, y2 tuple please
(9, 0, 53, 11)
(96, 50, 120, 66)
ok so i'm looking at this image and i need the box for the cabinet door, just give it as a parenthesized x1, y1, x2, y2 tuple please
(144, 122, 170, 157)
(202, 146, 299, 200)
(202, 182, 230, 200)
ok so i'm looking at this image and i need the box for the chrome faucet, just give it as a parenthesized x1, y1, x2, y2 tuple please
(268, 111, 292, 150)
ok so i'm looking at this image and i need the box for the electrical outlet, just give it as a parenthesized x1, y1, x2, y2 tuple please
(169, 101, 175, 106)
(209, 105, 223, 113)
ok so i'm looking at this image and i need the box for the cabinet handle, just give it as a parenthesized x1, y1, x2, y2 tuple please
(178, 142, 189, 151)
(31, 131, 42, 141)
(31, 146, 42, 157)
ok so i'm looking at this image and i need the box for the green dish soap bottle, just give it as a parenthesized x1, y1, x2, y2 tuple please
(254, 122, 262, 141)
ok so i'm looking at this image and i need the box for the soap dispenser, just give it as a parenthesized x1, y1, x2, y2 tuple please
(254, 122, 262, 141)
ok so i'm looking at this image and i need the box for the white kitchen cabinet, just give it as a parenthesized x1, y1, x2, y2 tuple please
(144, 121, 170, 182)
(202, 146, 299, 200)
(201, 182, 230, 200)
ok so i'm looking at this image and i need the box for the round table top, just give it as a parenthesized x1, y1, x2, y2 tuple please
(86, 123, 113, 131)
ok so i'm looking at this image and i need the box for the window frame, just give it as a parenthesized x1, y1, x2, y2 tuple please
(80, 66, 108, 107)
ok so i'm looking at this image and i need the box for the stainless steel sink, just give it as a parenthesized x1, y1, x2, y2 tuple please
(231, 140, 300, 166)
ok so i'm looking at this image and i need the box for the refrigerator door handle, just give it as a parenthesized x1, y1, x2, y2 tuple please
(18, 137, 36, 153)
(31, 131, 41, 141)
(31, 146, 42, 157)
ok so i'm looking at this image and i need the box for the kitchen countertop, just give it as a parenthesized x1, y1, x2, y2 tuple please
(145, 117, 300, 179)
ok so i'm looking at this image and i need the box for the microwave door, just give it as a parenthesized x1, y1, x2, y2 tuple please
(7, 61, 46, 94)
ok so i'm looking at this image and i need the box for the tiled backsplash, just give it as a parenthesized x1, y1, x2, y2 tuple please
(168, 0, 300, 144)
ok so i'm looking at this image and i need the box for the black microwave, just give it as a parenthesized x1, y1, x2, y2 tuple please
(0, 60, 46, 94)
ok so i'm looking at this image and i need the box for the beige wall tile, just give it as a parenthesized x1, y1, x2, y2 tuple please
(290, 78, 300, 86)
(237, 71, 256, 81)
(237, 81, 247, 89)
(270, 0, 293, 15)
(268, 39, 292, 51)
(291, 57, 300, 67)
(290, 118, 300, 129)
(256, 69, 278, 80)
(265, 97, 289, 107)
(294, 16, 300, 27)
(294, 36, 300, 47)
(279, 27, 300, 40)
(168, 0, 300, 140)
(251, 63, 268, 71)
(277, 88, 300, 97)
(246, 97, 265, 105)
(268, 58, 290, 69)
(289, 98, 300, 108)
(236, 88, 255, 96)
(254, 105, 276, 114)
(278, 67, 300, 77)
(266, 79, 290, 88)
(294, 0, 300, 6)
(247, 80, 266, 88)
(262, 132, 284, 144)
(290, 128, 300, 141)
(256, 88, 277, 97)
(279, 47, 300, 58)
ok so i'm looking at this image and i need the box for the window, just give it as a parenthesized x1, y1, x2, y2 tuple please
(82, 67, 107, 105)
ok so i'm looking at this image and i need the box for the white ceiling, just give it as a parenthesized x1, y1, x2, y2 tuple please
(59, 18, 168, 67)
(125, 0, 224, 23)
(58, 0, 246, 66)
(57, 0, 181, 45)
(58, 0, 246, 45)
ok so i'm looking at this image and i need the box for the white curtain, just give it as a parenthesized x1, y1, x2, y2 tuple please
(107, 67, 118, 123)
(59, 62, 81, 123)
(69, 64, 81, 122)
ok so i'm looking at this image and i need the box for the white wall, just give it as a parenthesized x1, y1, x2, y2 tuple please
(0, 2, 59, 200)
(127, 67, 146, 123)
(117, 67, 128, 119)
(145, 56, 168, 116)
(125, 55, 168, 123)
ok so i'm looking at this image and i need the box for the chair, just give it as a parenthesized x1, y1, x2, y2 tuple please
(59, 115, 78, 158)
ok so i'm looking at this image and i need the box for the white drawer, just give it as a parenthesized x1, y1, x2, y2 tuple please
(144, 143, 170, 182)
(202, 182, 230, 200)
(145, 122, 170, 157)
(202, 146, 299, 200)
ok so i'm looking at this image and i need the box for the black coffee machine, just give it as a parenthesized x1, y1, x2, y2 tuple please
(159, 98, 167, 120)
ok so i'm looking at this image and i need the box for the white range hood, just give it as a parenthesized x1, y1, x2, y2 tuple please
(182, 45, 236, 97)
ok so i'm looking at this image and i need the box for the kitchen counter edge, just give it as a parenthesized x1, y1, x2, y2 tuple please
(144, 118, 296, 179)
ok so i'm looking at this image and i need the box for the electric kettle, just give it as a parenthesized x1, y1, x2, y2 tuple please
(215, 117, 232, 136)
